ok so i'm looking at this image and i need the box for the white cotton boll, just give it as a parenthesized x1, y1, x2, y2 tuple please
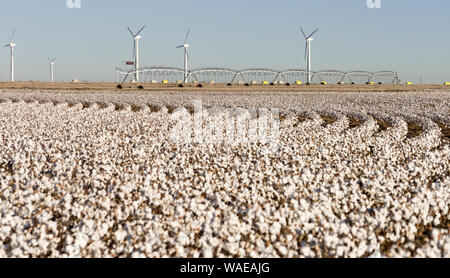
(64, 194, 72, 204)
(336, 245, 346, 257)
(208, 237, 220, 248)
(269, 222, 281, 236)
(443, 241, 450, 257)
(114, 230, 127, 243)
(433, 215, 441, 227)
(131, 251, 145, 258)
(431, 229, 440, 242)
(177, 232, 190, 246)
(202, 247, 213, 258)
(38, 238, 49, 251)
(277, 245, 288, 257)
(393, 212, 402, 222)
(300, 246, 311, 257)
(65, 245, 75, 256)
(74, 232, 90, 250)
(323, 234, 335, 248)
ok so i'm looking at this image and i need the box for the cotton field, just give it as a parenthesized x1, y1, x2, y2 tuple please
(0, 89, 448, 258)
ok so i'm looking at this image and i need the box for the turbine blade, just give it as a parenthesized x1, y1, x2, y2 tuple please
(307, 29, 318, 39)
(186, 49, 190, 61)
(127, 26, 135, 37)
(10, 28, 16, 43)
(135, 25, 146, 36)
(300, 27, 307, 39)
(133, 40, 136, 60)
(176, 45, 184, 48)
(184, 29, 191, 44)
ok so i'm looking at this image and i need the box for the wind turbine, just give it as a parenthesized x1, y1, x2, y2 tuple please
(127, 25, 146, 82)
(49, 58, 56, 82)
(4, 28, 16, 82)
(300, 27, 318, 84)
(176, 30, 191, 83)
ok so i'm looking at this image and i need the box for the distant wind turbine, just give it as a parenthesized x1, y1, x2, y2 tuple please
(176, 30, 191, 83)
(300, 27, 318, 84)
(49, 58, 56, 82)
(127, 25, 146, 82)
(4, 28, 16, 82)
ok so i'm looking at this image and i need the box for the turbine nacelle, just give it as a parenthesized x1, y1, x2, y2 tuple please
(177, 44, 190, 49)
(177, 30, 191, 48)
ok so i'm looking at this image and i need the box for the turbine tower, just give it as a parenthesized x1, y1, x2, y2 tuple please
(49, 58, 56, 82)
(127, 25, 146, 82)
(300, 27, 318, 84)
(4, 28, 16, 82)
(177, 30, 191, 83)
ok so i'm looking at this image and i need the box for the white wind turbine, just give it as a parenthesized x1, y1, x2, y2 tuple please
(49, 58, 56, 82)
(127, 25, 146, 82)
(4, 28, 16, 82)
(300, 27, 318, 84)
(176, 30, 191, 83)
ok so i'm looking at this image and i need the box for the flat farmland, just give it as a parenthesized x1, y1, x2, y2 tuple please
(1, 81, 450, 92)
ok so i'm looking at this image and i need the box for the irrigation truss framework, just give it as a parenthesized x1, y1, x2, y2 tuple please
(115, 67, 399, 84)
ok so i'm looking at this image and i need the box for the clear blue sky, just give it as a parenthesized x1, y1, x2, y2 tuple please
(1, 0, 449, 83)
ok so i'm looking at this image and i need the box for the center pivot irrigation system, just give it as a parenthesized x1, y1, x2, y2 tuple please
(117, 25, 399, 85)
(116, 67, 399, 85)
